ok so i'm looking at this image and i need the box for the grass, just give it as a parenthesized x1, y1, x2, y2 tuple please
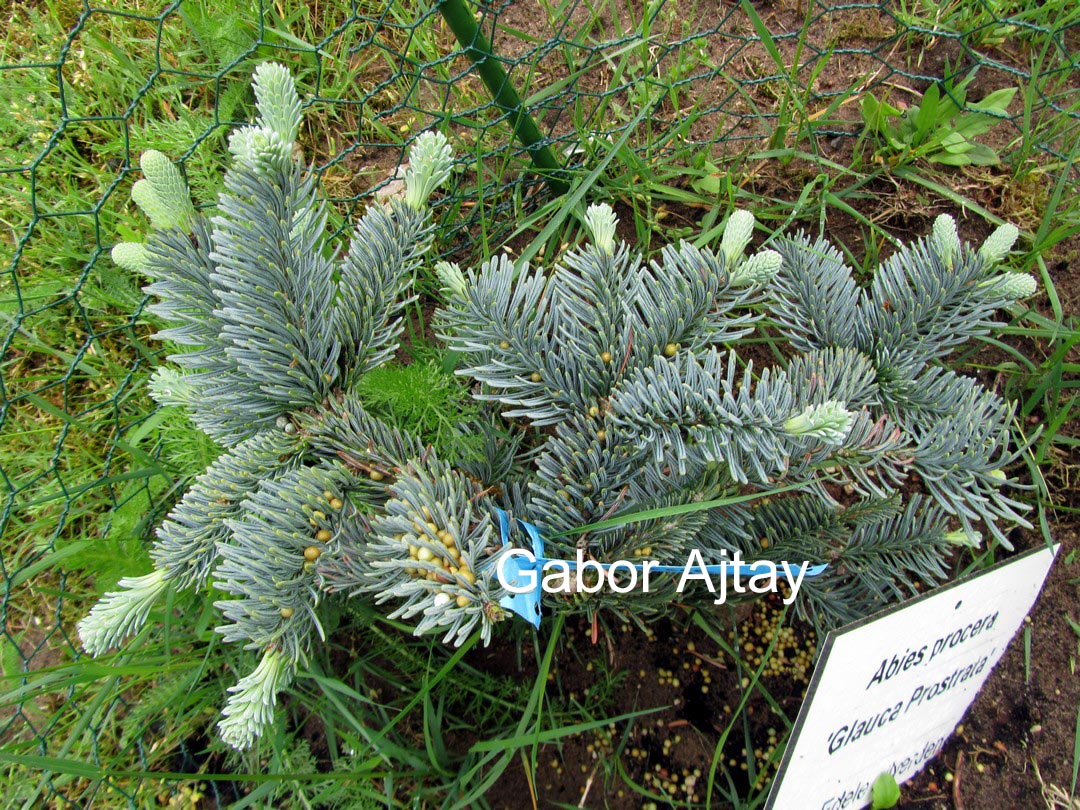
(1, 0, 1078, 805)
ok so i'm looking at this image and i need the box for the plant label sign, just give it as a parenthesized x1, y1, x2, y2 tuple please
(767, 543, 1059, 810)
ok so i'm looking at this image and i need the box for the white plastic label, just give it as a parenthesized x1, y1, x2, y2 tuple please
(767, 543, 1058, 810)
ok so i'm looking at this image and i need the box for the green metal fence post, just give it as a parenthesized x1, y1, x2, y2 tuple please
(438, 0, 569, 195)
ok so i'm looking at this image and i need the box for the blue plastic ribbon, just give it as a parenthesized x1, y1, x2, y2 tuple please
(489, 508, 829, 628)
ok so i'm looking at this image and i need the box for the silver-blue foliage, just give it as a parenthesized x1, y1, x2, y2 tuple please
(82, 63, 1035, 750)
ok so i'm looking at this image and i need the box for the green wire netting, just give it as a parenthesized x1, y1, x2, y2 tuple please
(1, 0, 1077, 803)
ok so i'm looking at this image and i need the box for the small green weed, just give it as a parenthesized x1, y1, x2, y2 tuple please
(871, 771, 901, 809)
(356, 356, 484, 466)
(859, 74, 1016, 166)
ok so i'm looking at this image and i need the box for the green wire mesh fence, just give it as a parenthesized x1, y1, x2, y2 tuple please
(1, 0, 1077, 803)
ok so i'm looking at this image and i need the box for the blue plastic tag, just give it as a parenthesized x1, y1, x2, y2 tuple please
(491, 509, 545, 628)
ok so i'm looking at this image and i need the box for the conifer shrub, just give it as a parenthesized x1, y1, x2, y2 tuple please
(80, 64, 1035, 748)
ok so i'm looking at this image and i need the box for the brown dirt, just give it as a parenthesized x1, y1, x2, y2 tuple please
(480, 602, 819, 808)
(898, 526, 1080, 810)
(473, 525, 1078, 808)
